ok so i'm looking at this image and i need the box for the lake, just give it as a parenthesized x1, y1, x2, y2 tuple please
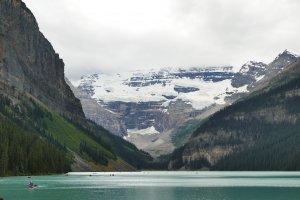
(1, 171, 300, 200)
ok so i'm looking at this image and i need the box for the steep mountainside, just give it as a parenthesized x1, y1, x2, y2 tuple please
(0, 0, 153, 175)
(169, 57, 300, 170)
(0, 0, 84, 120)
(72, 50, 297, 157)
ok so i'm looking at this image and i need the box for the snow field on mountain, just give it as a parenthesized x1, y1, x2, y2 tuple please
(126, 126, 160, 138)
(78, 70, 248, 110)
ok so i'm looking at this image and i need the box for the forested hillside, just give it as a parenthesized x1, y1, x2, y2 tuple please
(0, 89, 153, 176)
(169, 58, 300, 170)
(0, 94, 70, 176)
(0, 120, 69, 176)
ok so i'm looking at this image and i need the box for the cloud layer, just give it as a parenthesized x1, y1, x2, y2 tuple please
(23, 0, 300, 80)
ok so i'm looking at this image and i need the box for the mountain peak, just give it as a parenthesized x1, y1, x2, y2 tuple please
(239, 61, 267, 74)
(268, 50, 299, 72)
(281, 49, 299, 57)
(275, 50, 299, 61)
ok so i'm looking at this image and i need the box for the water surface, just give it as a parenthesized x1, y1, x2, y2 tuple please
(1, 171, 300, 200)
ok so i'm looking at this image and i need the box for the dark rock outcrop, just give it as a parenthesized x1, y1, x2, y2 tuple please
(0, 0, 84, 120)
(174, 85, 200, 93)
(232, 61, 267, 88)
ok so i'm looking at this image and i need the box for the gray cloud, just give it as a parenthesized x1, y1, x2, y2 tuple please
(23, 0, 300, 81)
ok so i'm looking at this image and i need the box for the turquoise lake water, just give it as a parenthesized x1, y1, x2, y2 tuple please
(1, 171, 300, 200)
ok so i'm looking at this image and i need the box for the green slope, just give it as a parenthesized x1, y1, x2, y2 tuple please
(0, 91, 152, 175)
(0, 119, 70, 176)
(46, 112, 115, 160)
(0, 95, 71, 176)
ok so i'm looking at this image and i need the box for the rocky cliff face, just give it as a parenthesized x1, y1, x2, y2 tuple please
(0, 0, 84, 120)
(231, 61, 268, 88)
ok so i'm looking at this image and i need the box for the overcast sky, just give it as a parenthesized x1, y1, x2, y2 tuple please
(23, 0, 300, 81)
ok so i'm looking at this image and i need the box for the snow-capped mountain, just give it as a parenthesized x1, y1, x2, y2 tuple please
(75, 66, 246, 110)
(70, 50, 298, 157)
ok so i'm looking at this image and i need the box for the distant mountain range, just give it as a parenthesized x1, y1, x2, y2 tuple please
(71, 50, 298, 157)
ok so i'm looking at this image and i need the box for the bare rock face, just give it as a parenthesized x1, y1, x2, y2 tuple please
(231, 61, 268, 88)
(0, 0, 84, 120)
(66, 78, 126, 137)
(248, 50, 298, 90)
